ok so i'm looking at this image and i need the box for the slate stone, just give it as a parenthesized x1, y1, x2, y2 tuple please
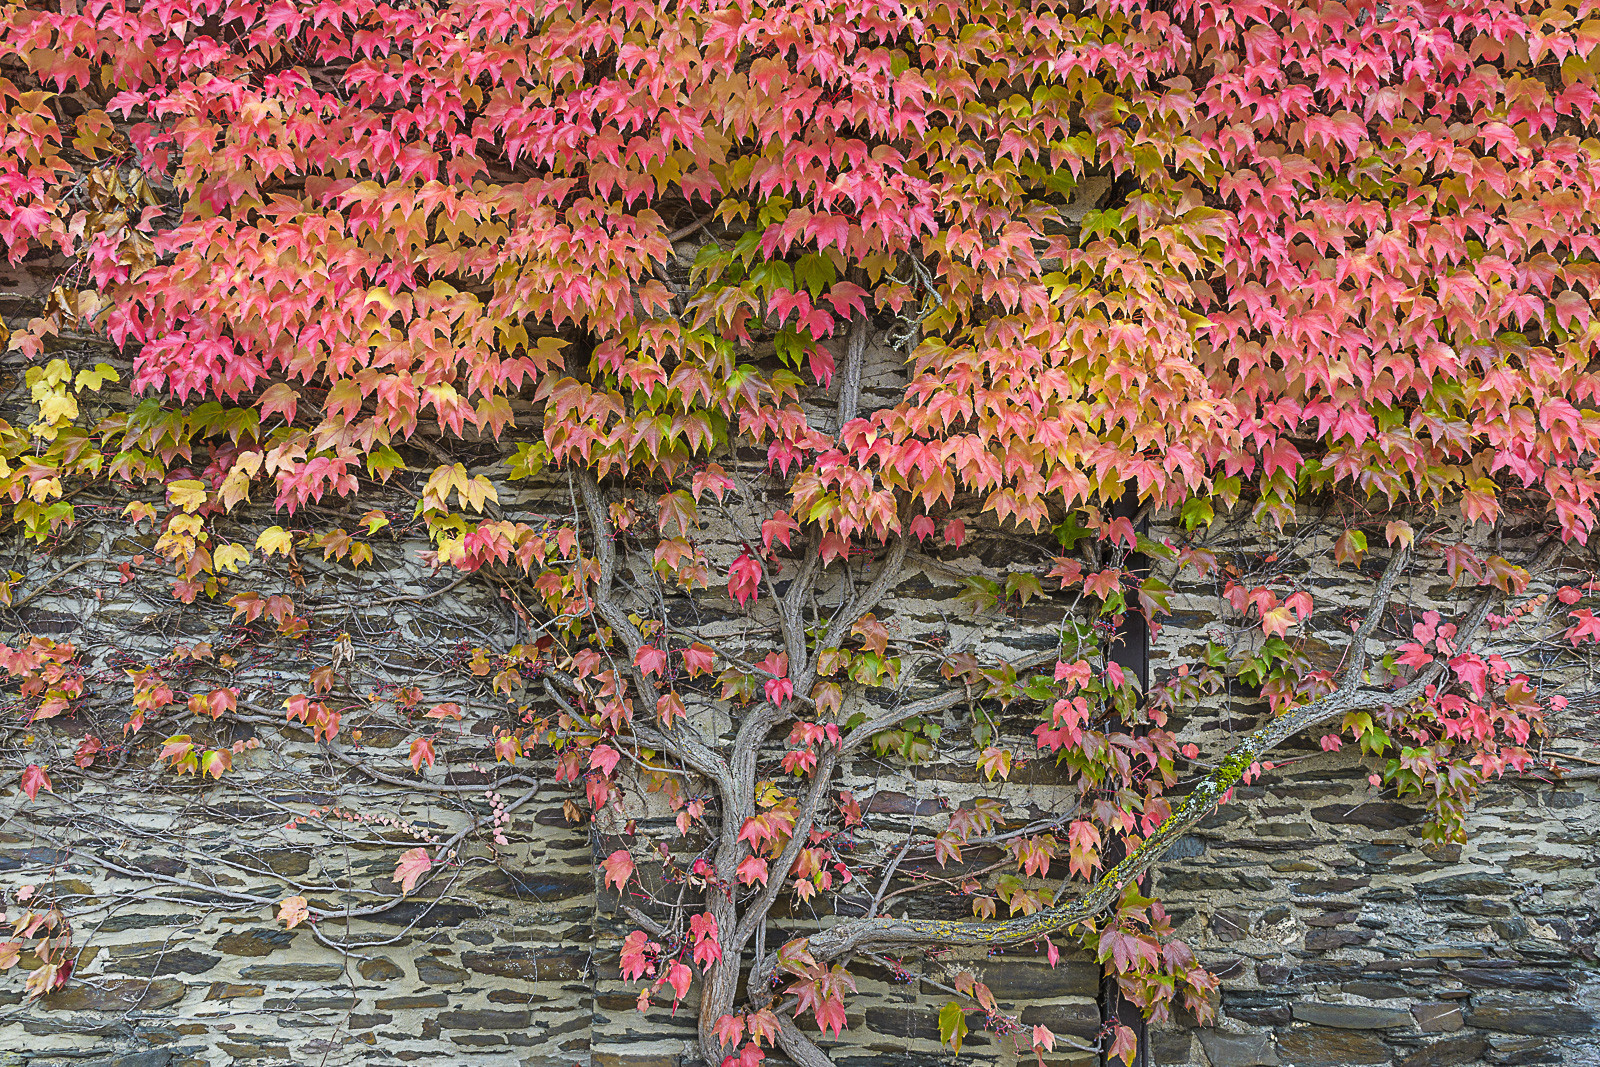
(111, 949, 220, 977)
(84, 1053, 172, 1067)
(462, 947, 586, 981)
(1310, 802, 1422, 830)
(215, 928, 294, 957)
(1274, 1026, 1391, 1065)
(863, 1006, 940, 1041)
(1417, 873, 1513, 898)
(415, 956, 469, 984)
(1291, 1002, 1413, 1029)
(375, 993, 450, 1010)
(1211, 910, 1248, 942)
(1017, 1001, 1100, 1037)
(437, 1009, 533, 1030)
(1196, 1030, 1280, 1066)
(1468, 999, 1594, 1035)
(203, 983, 263, 1001)
(239, 963, 346, 981)
(977, 961, 1100, 999)
(41, 978, 186, 1012)
(1398, 1034, 1488, 1067)
(1304, 929, 1375, 951)
(357, 957, 405, 981)
(1414, 1004, 1465, 1036)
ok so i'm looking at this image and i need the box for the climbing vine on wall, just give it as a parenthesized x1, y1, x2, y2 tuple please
(1, 0, 1600, 1063)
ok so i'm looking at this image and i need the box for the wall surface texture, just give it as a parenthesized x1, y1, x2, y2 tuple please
(0, 271, 1596, 1067)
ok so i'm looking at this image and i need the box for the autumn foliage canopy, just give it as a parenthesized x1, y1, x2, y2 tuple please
(2, 0, 1600, 1062)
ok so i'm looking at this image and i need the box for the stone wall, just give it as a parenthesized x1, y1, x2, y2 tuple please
(1145, 521, 1600, 1067)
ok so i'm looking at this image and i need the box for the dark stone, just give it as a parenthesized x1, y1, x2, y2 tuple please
(1291, 1002, 1412, 1029)
(974, 961, 1100, 999)
(41, 979, 186, 1012)
(467, 868, 591, 902)
(1211, 958, 1248, 981)
(1147, 1031, 1195, 1064)
(364, 901, 484, 928)
(1398, 1034, 1489, 1067)
(1196, 1030, 1280, 1066)
(204, 983, 264, 1001)
(82, 1052, 172, 1067)
(239, 963, 346, 981)
(357, 957, 405, 981)
(437, 1009, 533, 1030)
(1468, 998, 1594, 1035)
(1211, 910, 1248, 942)
(1304, 928, 1375, 951)
(1456, 968, 1569, 993)
(862, 790, 943, 816)
(1017, 1001, 1100, 1037)
(1163, 835, 1207, 859)
(462, 947, 586, 982)
(863, 1007, 940, 1041)
(1303, 910, 1357, 928)
(1274, 1026, 1390, 1065)
(1223, 997, 1292, 1027)
(1310, 802, 1422, 830)
(215, 928, 295, 957)
(375, 993, 450, 1010)
(1417, 873, 1513, 898)
(1411, 1003, 1464, 1032)
(1486, 1036, 1560, 1065)
(415, 956, 469, 985)
(111, 949, 220, 976)
(1256, 963, 1295, 987)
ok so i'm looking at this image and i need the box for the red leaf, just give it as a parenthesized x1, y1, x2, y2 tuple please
(602, 849, 635, 892)
(393, 848, 431, 894)
(19, 765, 51, 801)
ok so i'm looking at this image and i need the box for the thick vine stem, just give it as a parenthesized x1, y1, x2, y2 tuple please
(746, 541, 1560, 995)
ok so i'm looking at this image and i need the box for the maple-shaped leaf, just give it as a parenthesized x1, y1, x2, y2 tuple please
(682, 644, 716, 677)
(19, 765, 51, 801)
(409, 736, 435, 773)
(635, 645, 668, 677)
(664, 960, 693, 1007)
(1108, 1023, 1139, 1066)
(978, 747, 1013, 781)
(938, 1001, 969, 1051)
(277, 895, 310, 929)
(728, 552, 762, 607)
(393, 848, 432, 895)
(602, 849, 635, 892)
(590, 744, 621, 776)
(1567, 609, 1600, 646)
(736, 855, 769, 886)
(713, 1013, 745, 1049)
(619, 930, 656, 982)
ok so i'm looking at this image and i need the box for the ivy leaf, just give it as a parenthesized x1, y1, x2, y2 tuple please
(601, 849, 635, 892)
(19, 765, 51, 800)
(393, 848, 432, 895)
(277, 895, 310, 929)
(937, 1002, 968, 1052)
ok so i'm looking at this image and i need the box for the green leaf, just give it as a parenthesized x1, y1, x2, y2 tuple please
(938, 1002, 968, 1052)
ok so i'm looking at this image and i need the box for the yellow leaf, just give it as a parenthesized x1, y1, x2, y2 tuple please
(359, 509, 389, 534)
(74, 363, 119, 392)
(256, 526, 295, 556)
(123, 501, 157, 526)
(167, 479, 208, 513)
(213, 543, 250, 574)
(219, 467, 252, 510)
(167, 513, 203, 537)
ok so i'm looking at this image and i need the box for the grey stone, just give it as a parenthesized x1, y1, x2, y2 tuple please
(1411, 1002, 1465, 1032)
(1211, 910, 1248, 942)
(1398, 1034, 1488, 1067)
(1274, 1026, 1390, 1065)
(1469, 998, 1594, 1035)
(1197, 1030, 1280, 1066)
(1291, 1002, 1413, 1029)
